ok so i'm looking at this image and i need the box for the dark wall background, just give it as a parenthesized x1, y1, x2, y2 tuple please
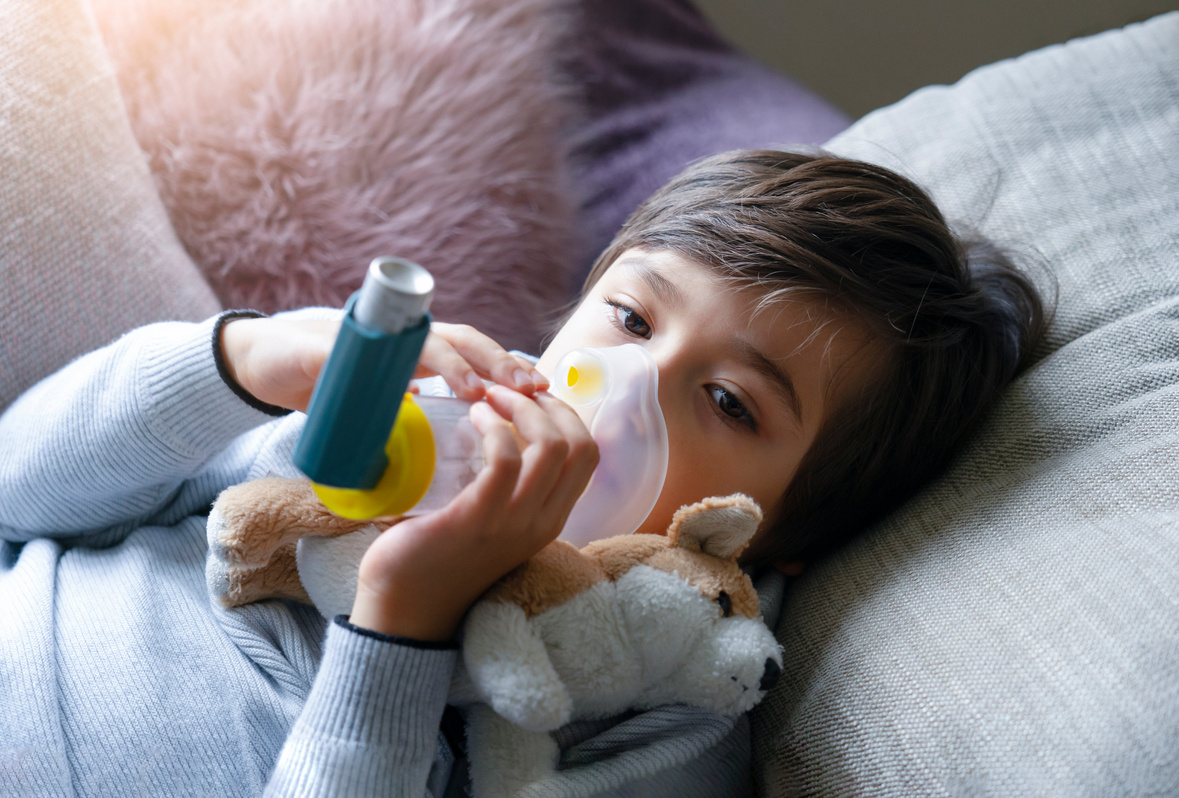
(692, 0, 1176, 118)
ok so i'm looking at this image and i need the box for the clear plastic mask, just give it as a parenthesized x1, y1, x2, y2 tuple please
(547, 344, 669, 546)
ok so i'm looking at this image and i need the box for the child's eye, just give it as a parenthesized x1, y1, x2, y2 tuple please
(709, 385, 757, 432)
(605, 299, 652, 339)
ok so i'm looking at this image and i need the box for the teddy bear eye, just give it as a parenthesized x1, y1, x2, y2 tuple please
(716, 591, 733, 617)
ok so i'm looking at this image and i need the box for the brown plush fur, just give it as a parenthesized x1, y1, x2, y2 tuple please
(222, 541, 311, 606)
(213, 476, 399, 607)
(214, 477, 392, 565)
(482, 541, 607, 619)
(212, 477, 765, 626)
(643, 547, 761, 619)
(487, 531, 762, 621)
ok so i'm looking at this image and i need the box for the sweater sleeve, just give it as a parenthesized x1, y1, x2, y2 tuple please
(0, 313, 279, 540)
(265, 617, 458, 798)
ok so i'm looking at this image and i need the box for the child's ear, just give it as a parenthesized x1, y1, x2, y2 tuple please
(775, 560, 805, 577)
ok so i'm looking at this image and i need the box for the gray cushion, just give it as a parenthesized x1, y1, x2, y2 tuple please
(750, 12, 1179, 795)
(0, 0, 221, 413)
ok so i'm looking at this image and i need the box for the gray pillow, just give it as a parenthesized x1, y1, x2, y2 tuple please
(0, 0, 220, 412)
(751, 12, 1179, 796)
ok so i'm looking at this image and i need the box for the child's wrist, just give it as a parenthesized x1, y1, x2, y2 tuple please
(333, 615, 458, 651)
(213, 312, 291, 417)
(349, 583, 464, 643)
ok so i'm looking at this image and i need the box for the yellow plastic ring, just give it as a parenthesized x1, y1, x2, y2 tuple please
(313, 394, 436, 519)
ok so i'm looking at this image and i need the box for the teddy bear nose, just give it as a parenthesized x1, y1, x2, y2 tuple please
(759, 658, 782, 692)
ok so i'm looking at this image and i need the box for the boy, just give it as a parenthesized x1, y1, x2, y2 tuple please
(0, 151, 1044, 796)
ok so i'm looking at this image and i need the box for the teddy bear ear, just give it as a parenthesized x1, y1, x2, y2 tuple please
(665, 494, 763, 560)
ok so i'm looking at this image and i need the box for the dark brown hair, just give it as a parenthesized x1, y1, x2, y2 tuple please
(582, 150, 1049, 563)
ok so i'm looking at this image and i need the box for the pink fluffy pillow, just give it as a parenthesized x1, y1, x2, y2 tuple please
(92, 0, 581, 353)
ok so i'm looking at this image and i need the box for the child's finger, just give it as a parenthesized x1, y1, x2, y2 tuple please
(525, 392, 600, 532)
(482, 387, 569, 505)
(482, 387, 601, 546)
(535, 391, 599, 491)
(414, 331, 487, 401)
(449, 400, 522, 518)
(431, 323, 548, 394)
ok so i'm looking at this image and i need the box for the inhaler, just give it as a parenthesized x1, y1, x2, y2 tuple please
(291, 256, 434, 504)
(400, 343, 670, 546)
(293, 258, 669, 546)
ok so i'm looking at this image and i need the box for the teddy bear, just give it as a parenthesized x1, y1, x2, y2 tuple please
(206, 476, 783, 796)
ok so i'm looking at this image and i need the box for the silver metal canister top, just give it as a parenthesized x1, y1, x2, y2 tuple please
(353, 256, 435, 334)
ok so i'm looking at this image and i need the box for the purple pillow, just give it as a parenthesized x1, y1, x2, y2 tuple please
(564, 0, 851, 273)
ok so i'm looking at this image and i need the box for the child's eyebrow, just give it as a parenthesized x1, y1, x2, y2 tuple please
(629, 262, 685, 309)
(736, 340, 803, 422)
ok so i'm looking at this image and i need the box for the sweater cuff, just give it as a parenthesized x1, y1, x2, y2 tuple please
(212, 310, 293, 417)
(334, 615, 460, 651)
(266, 617, 457, 796)
(137, 313, 286, 457)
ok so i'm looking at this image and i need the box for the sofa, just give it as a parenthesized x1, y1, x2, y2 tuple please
(749, 12, 1179, 795)
(2, 0, 1176, 794)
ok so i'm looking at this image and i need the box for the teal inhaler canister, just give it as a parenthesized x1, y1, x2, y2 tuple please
(292, 256, 434, 493)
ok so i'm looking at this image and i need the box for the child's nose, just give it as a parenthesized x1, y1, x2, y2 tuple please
(647, 342, 695, 390)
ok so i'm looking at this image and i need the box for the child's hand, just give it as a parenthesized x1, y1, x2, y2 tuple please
(220, 318, 340, 413)
(415, 322, 548, 401)
(220, 318, 547, 413)
(348, 386, 599, 642)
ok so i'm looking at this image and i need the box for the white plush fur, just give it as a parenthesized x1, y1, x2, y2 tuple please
(294, 512, 782, 796)
(296, 525, 383, 620)
(464, 704, 561, 798)
(457, 562, 780, 795)
(254, 493, 783, 796)
(460, 565, 781, 728)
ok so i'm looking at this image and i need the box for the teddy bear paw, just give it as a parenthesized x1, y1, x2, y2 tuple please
(205, 499, 305, 607)
(206, 503, 254, 606)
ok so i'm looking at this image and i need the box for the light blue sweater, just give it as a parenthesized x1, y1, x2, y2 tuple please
(0, 312, 777, 797)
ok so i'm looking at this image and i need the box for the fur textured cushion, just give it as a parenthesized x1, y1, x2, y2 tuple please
(90, 0, 581, 352)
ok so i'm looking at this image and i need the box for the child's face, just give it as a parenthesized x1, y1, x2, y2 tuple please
(537, 248, 880, 550)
